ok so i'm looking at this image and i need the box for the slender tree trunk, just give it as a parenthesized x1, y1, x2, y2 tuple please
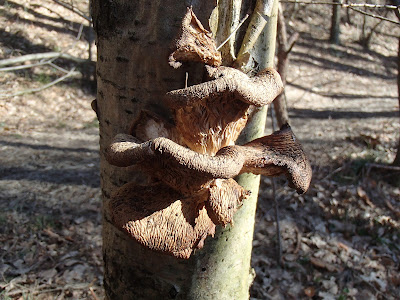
(274, 5, 298, 127)
(329, 0, 341, 44)
(91, 0, 279, 298)
(393, 37, 400, 166)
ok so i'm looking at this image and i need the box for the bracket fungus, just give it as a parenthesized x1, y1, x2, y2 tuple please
(106, 8, 312, 259)
(169, 7, 222, 69)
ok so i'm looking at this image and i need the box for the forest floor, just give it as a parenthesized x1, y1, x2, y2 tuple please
(0, 0, 399, 299)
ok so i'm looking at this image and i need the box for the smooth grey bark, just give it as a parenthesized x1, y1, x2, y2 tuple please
(91, 0, 279, 298)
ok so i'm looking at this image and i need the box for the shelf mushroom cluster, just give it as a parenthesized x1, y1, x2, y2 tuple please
(106, 7, 312, 259)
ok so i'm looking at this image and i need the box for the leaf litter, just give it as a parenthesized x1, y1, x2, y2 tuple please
(0, 0, 400, 299)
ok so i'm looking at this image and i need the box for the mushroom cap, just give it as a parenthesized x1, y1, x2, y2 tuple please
(165, 67, 283, 109)
(241, 124, 312, 194)
(110, 182, 216, 259)
(169, 7, 222, 68)
(205, 179, 250, 226)
(165, 67, 283, 155)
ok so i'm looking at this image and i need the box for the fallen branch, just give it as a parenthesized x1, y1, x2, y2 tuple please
(0, 52, 91, 67)
(366, 162, 400, 173)
(0, 60, 53, 72)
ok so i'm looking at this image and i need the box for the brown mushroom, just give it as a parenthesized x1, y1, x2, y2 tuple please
(206, 178, 250, 226)
(106, 125, 311, 195)
(110, 182, 216, 259)
(169, 7, 222, 68)
(106, 125, 311, 257)
(165, 66, 283, 154)
(106, 8, 311, 259)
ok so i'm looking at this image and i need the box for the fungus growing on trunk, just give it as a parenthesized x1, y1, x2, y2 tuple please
(169, 7, 222, 69)
(166, 66, 283, 154)
(106, 125, 311, 258)
(106, 8, 312, 258)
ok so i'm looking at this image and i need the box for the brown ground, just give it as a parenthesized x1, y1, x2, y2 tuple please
(0, 1, 399, 299)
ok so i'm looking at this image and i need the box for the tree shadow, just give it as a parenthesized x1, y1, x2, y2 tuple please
(288, 82, 397, 100)
(291, 34, 397, 80)
(0, 1, 96, 92)
(1, 0, 93, 43)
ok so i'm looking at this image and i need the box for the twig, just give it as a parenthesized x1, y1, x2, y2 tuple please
(349, 7, 400, 25)
(281, 0, 399, 10)
(0, 60, 50, 72)
(6, 283, 93, 297)
(366, 162, 400, 173)
(281, 0, 400, 25)
(383, 197, 400, 217)
(293, 225, 301, 254)
(76, 23, 84, 40)
(0, 52, 90, 67)
(216, 14, 249, 51)
(89, 287, 100, 300)
(48, 62, 71, 74)
(272, 178, 283, 266)
(51, 0, 91, 21)
(0, 67, 77, 99)
(321, 164, 346, 181)
(270, 107, 282, 266)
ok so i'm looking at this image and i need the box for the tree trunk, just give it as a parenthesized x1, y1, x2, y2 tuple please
(91, 0, 279, 298)
(393, 37, 400, 166)
(274, 5, 298, 127)
(329, 0, 341, 44)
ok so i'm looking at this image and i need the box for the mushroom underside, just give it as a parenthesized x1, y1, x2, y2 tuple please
(110, 181, 251, 258)
(106, 7, 311, 259)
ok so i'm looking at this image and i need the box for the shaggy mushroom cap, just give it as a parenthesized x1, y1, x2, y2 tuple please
(110, 182, 216, 259)
(105, 7, 310, 259)
(165, 66, 284, 154)
(169, 7, 222, 68)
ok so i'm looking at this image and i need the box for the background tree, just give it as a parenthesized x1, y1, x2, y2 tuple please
(274, 4, 298, 127)
(91, 0, 279, 298)
(329, 0, 342, 44)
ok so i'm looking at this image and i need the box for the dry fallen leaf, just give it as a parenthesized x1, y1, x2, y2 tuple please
(304, 286, 316, 297)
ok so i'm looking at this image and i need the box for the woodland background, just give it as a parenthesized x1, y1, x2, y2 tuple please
(0, 0, 399, 299)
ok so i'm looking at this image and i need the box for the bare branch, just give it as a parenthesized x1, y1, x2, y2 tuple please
(0, 52, 91, 67)
(0, 60, 51, 72)
(281, 0, 399, 10)
(349, 7, 400, 25)
(280, 0, 400, 25)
